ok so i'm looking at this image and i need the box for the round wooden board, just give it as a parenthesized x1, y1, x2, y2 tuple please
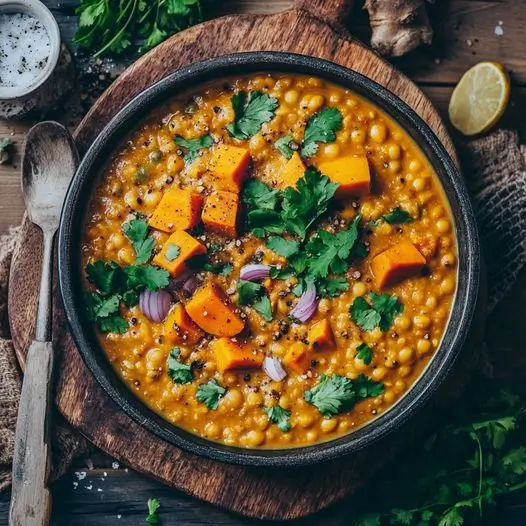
(9, 0, 472, 520)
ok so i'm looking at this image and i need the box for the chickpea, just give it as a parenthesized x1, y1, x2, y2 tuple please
(297, 413, 316, 428)
(387, 143, 401, 160)
(369, 122, 387, 143)
(353, 356, 369, 372)
(204, 422, 221, 440)
(323, 143, 341, 158)
(158, 132, 176, 154)
(409, 159, 422, 173)
(320, 418, 338, 433)
(412, 178, 427, 192)
(430, 205, 445, 219)
(411, 290, 425, 305)
(299, 94, 311, 109)
(143, 190, 161, 209)
(398, 365, 412, 378)
(223, 389, 243, 409)
(417, 339, 432, 355)
(436, 219, 450, 233)
(254, 413, 270, 431)
(413, 315, 431, 329)
(284, 90, 299, 105)
(222, 372, 238, 386)
(329, 92, 341, 104)
(338, 421, 350, 433)
(387, 160, 401, 174)
(384, 390, 396, 404)
(440, 276, 456, 295)
(246, 391, 263, 407)
(397, 347, 414, 364)
(442, 253, 456, 267)
(352, 281, 367, 297)
(121, 162, 137, 179)
(350, 128, 366, 144)
(249, 133, 267, 154)
(306, 430, 319, 443)
(108, 232, 125, 250)
(166, 154, 184, 175)
(425, 296, 438, 310)
(368, 327, 383, 342)
(147, 348, 164, 368)
(318, 298, 331, 314)
(308, 94, 325, 111)
(124, 188, 138, 208)
(371, 367, 388, 381)
(117, 247, 134, 265)
(244, 430, 265, 447)
(346, 97, 358, 109)
(279, 395, 291, 410)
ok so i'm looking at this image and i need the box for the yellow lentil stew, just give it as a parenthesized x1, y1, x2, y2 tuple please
(82, 73, 457, 449)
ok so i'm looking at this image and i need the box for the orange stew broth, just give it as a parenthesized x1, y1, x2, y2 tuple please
(82, 73, 457, 448)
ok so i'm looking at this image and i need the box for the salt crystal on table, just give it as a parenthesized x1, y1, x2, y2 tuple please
(112, 461, 120, 469)
(0, 13, 51, 89)
(495, 25, 504, 36)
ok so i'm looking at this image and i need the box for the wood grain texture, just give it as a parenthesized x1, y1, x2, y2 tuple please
(9, 341, 54, 526)
(8, 1, 483, 521)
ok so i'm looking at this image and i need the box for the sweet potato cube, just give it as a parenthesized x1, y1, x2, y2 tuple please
(318, 157, 371, 198)
(371, 241, 426, 289)
(202, 191, 239, 238)
(208, 145, 251, 193)
(164, 303, 203, 345)
(283, 342, 311, 374)
(278, 152, 305, 188)
(153, 230, 206, 277)
(210, 338, 263, 373)
(308, 319, 335, 351)
(149, 189, 203, 233)
(185, 282, 245, 337)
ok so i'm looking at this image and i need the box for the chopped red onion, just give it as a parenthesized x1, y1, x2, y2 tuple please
(289, 283, 317, 323)
(239, 264, 271, 281)
(262, 356, 287, 382)
(182, 274, 199, 295)
(139, 289, 172, 322)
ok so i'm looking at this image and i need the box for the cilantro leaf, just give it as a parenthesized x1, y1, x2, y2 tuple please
(226, 91, 278, 140)
(124, 264, 170, 291)
(301, 107, 343, 157)
(123, 217, 155, 265)
(356, 343, 373, 365)
(354, 374, 385, 398)
(266, 236, 299, 257)
(438, 506, 465, 526)
(196, 379, 226, 410)
(165, 243, 180, 262)
(185, 254, 233, 276)
(242, 180, 279, 210)
(274, 135, 294, 159)
(304, 374, 356, 418)
(167, 348, 193, 384)
(350, 293, 403, 332)
(85, 292, 120, 320)
(86, 261, 121, 294)
(253, 294, 273, 322)
(0, 138, 14, 164)
(175, 134, 213, 163)
(264, 406, 291, 432)
(98, 314, 128, 334)
(237, 280, 273, 321)
(146, 497, 160, 524)
(382, 207, 413, 224)
(281, 167, 339, 239)
(316, 276, 349, 298)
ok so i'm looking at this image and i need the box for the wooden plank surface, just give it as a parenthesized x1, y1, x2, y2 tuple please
(0, 0, 526, 524)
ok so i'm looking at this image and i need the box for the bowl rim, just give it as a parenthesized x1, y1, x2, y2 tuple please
(58, 51, 480, 467)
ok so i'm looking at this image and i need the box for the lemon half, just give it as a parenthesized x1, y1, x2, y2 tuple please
(448, 62, 510, 136)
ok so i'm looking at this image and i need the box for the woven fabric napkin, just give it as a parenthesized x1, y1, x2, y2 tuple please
(0, 129, 524, 489)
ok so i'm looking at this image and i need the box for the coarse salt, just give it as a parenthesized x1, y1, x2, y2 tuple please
(0, 13, 51, 88)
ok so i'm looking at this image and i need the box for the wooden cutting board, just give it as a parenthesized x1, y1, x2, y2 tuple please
(9, 0, 474, 519)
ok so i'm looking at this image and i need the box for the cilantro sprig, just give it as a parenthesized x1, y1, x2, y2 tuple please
(175, 134, 213, 163)
(304, 374, 384, 418)
(146, 497, 160, 524)
(356, 343, 374, 365)
(186, 254, 233, 276)
(382, 207, 414, 224)
(196, 379, 226, 410)
(237, 280, 273, 322)
(301, 107, 343, 157)
(350, 293, 404, 332)
(167, 348, 193, 384)
(264, 406, 291, 432)
(227, 91, 279, 140)
(123, 217, 155, 265)
(85, 260, 169, 333)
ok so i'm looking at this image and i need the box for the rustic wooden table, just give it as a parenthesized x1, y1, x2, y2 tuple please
(1, 0, 525, 524)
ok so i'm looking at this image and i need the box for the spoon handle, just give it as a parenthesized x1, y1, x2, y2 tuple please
(9, 340, 54, 526)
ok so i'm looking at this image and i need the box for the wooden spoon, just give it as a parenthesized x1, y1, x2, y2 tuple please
(9, 122, 78, 526)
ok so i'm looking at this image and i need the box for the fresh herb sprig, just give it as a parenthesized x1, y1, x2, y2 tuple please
(196, 379, 226, 410)
(175, 134, 213, 163)
(237, 280, 273, 321)
(167, 348, 193, 384)
(227, 91, 279, 140)
(350, 293, 404, 332)
(74, 0, 212, 57)
(146, 497, 161, 524)
(122, 217, 155, 265)
(264, 405, 291, 432)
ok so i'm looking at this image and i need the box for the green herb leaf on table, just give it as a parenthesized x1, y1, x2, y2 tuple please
(264, 406, 291, 432)
(274, 135, 295, 159)
(382, 207, 413, 224)
(123, 217, 155, 265)
(0, 138, 13, 164)
(226, 91, 279, 140)
(146, 497, 161, 524)
(196, 379, 226, 410)
(356, 343, 374, 365)
(175, 134, 213, 163)
(301, 107, 343, 157)
(167, 348, 193, 384)
(237, 280, 273, 321)
(350, 293, 403, 332)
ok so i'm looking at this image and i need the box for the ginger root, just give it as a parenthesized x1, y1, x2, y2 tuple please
(364, 0, 433, 57)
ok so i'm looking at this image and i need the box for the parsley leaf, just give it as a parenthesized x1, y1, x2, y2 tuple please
(237, 280, 273, 321)
(165, 243, 180, 262)
(123, 217, 155, 265)
(226, 91, 279, 140)
(175, 134, 213, 163)
(196, 379, 226, 410)
(274, 135, 294, 159)
(264, 406, 291, 432)
(167, 348, 193, 384)
(356, 343, 374, 365)
(382, 207, 413, 224)
(146, 497, 161, 524)
(350, 293, 403, 332)
(301, 107, 343, 157)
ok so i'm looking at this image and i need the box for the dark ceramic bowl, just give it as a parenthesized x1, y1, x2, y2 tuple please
(58, 52, 480, 467)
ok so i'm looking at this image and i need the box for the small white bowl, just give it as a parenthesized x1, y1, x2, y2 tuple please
(0, 0, 64, 119)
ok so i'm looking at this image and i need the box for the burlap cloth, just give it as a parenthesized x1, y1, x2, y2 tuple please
(0, 130, 524, 490)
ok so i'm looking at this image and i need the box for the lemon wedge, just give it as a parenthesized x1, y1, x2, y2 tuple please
(448, 62, 510, 136)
